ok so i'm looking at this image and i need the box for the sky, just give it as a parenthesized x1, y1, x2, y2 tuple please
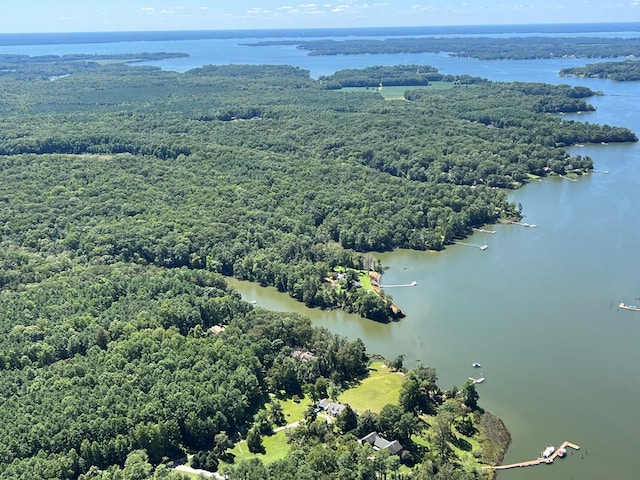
(1, 1, 639, 33)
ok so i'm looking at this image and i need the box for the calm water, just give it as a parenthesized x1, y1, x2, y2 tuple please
(3, 27, 639, 479)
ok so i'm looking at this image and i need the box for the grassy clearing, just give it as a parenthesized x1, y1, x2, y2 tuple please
(339, 82, 457, 100)
(357, 270, 374, 292)
(229, 429, 291, 465)
(278, 395, 314, 423)
(339, 361, 403, 413)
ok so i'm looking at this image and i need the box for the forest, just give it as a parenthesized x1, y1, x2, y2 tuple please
(0, 55, 635, 478)
(560, 59, 640, 81)
(0, 56, 636, 322)
(247, 36, 640, 60)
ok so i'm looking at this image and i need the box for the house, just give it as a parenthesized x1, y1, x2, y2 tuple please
(317, 398, 347, 417)
(209, 324, 225, 335)
(358, 432, 403, 455)
(292, 350, 315, 362)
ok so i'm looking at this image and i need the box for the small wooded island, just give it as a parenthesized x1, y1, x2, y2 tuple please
(0, 53, 635, 479)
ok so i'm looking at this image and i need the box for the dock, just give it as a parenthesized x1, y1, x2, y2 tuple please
(485, 441, 580, 471)
(619, 303, 640, 312)
(473, 228, 496, 234)
(454, 241, 488, 250)
(380, 281, 417, 288)
(505, 221, 537, 228)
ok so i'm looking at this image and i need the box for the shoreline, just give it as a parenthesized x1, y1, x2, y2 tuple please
(369, 270, 405, 318)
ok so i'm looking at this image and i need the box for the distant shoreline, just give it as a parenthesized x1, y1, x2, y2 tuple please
(0, 22, 639, 46)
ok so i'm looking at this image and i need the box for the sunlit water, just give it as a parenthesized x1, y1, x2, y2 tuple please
(3, 28, 640, 479)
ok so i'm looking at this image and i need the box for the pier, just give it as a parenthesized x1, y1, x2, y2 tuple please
(380, 281, 417, 288)
(473, 228, 496, 234)
(559, 174, 578, 182)
(619, 302, 640, 312)
(505, 221, 537, 228)
(485, 441, 581, 471)
(454, 241, 488, 250)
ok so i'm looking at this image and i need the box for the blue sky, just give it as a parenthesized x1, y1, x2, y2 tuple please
(2, 1, 639, 33)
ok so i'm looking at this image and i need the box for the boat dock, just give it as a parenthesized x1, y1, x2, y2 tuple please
(619, 303, 640, 312)
(473, 228, 496, 234)
(380, 281, 417, 288)
(505, 221, 537, 228)
(485, 441, 581, 471)
(454, 241, 488, 250)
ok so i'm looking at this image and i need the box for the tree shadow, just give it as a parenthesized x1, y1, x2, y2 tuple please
(452, 437, 472, 452)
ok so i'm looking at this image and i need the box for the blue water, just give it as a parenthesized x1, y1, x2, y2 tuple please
(1, 22, 639, 46)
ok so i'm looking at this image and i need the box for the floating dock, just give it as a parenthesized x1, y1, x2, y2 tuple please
(484, 441, 580, 471)
(619, 303, 640, 312)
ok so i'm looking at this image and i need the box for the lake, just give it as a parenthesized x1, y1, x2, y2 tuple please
(3, 26, 639, 479)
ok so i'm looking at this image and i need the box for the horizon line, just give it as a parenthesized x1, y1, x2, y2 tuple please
(1, 21, 639, 37)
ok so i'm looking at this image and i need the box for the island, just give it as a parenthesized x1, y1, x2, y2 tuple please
(560, 59, 640, 81)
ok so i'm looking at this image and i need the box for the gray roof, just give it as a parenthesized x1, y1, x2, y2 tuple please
(359, 431, 403, 455)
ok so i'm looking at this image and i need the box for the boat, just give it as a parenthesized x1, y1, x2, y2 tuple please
(472, 362, 481, 368)
(557, 447, 567, 458)
(480, 244, 488, 251)
(619, 302, 640, 312)
(542, 446, 555, 458)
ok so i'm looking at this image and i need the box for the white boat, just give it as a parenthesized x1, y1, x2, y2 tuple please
(472, 362, 481, 368)
(542, 446, 555, 458)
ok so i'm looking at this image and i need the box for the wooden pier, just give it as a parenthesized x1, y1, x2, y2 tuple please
(485, 441, 580, 471)
(505, 221, 537, 228)
(619, 303, 640, 312)
(380, 281, 417, 288)
(454, 241, 488, 250)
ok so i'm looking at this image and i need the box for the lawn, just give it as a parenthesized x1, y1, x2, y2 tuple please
(220, 362, 405, 467)
(339, 82, 457, 100)
(338, 361, 404, 413)
(229, 428, 292, 465)
(278, 395, 314, 423)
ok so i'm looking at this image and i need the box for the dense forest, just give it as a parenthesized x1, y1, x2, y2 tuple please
(0, 51, 633, 479)
(560, 59, 640, 81)
(0, 57, 636, 321)
(247, 36, 640, 60)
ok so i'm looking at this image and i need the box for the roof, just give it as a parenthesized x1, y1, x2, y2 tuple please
(209, 324, 225, 334)
(359, 431, 403, 455)
(292, 350, 315, 361)
(317, 398, 347, 416)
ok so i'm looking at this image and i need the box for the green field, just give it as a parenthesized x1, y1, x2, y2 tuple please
(229, 428, 292, 465)
(340, 82, 457, 100)
(339, 361, 403, 413)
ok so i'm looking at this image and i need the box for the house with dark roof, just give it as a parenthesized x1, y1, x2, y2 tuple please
(358, 431, 403, 455)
